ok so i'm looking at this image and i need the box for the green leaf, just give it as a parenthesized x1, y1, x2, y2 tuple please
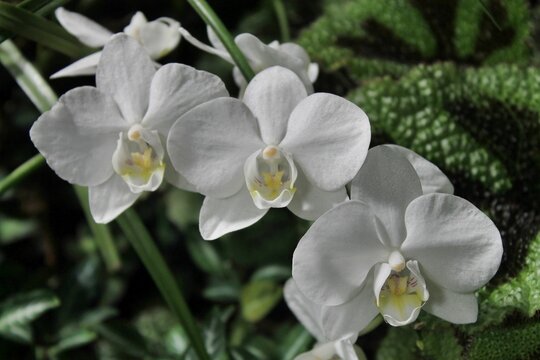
(203, 280, 241, 302)
(0, 39, 57, 113)
(376, 326, 419, 360)
(48, 329, 98, 357)
(95, 323, 161, 358)
(0, 0, 70, 44)
(185, 231, 225, 276)
(468, 319, 540, 360)
(0, 289, 60, 343)
(0, 2, 90, 58)
(0, 216, 36, 245)
(278, 325, 313, 360)
(240, 280, 282, 323)
(251, 265, 291, 282)
(165, 189, 203, 230)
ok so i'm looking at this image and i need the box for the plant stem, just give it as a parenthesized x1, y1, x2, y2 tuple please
(272, 0, 290, 42)
(0, 40, 57, 113)
(117, 210, 210, 360)
(186, 0, 255, 82)
(0, 154, 45, 196)
(0, 38, 121, 272)
(74, 186, 121, 272)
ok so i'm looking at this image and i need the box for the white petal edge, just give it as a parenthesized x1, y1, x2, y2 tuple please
(423, 282, 478, 324)
(55, 7, 112, 48)
(50, 52, 102, 79)
(350, 145, 423, 248)
(243, 66, 307, 145)
(143, 63, 228, 136)
(321, 275, 380, 340)
(167, 97, 263, 198)
(281, 93, 370, 192)
(401, 193, 503, 293)
(199, 188, 268, 240)
(292, 200, 389, 306)
(384, 144, 454, 194)
(29, 87, 126, 186)
(287, 168, 348, 221)
(284, 279, 326, 342)
(96, 34, 156, 123)
(138, 18, 181, 59)
(89, 175, 139, 223)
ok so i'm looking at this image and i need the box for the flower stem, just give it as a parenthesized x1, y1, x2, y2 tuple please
(0, 38, 122, 273)
(186, 0, 255, 81)
(0, 154, 45, 196)
(74, 186, 122, 272)
(117, 209, 210, 360)
(272, 0, 290, 42)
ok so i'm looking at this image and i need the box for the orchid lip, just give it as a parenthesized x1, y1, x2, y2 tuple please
(244, 146, 298, 209)
(112, 125, 165, 193)
(376, 260, 429, 327)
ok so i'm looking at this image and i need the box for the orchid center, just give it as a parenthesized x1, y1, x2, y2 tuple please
(112, 125, 165, 194)
(244, 145, 297, 209)
(376, 260, 429, 327)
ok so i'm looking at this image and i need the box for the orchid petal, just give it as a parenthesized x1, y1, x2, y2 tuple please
(292, 200, 388, 306)
(384, 144, 454, 194)
(278, 43, 310, 65)
(207, 25, 226, 51)
(376, 261, 428, 327)
(281, 93, 370, 192)
(123, 11, 148, 36)
(29, 87, 125, 187)
(321, 276, 379, 340)
(55, 7, 112, 48)
(199, 189, 268, 240)
(235, 33, 313, 92)
(423, 282, 478, 324)
(350, 145, 422, 248)
(402, 193, 503, 293)
(163, 152, 196, 191)
(284, 279, 326, 342)
(288, 168, 348, 221)
(50, 52, 101, 79)
(307, 63, 319, 83)
(138, 18, 181, 59)
(167, 98, 263, 198)
(96, 34, 156, 123)
(143, 63, 228, 136)
(89, 175, 139, 223)
(243, 67, 307, 145)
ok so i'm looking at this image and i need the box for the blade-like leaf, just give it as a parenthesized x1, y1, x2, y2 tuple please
(0, 289, 60, 343)
(0, 2, 90, 57)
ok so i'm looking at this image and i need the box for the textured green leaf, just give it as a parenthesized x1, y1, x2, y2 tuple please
(298, 0, 530, 81)
(376, 326, 418, 360)
(467, 319, 540, 360)
(348, 64, 512, 192)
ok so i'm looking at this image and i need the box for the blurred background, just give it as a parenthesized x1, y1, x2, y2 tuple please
(0, 0, 539, 359)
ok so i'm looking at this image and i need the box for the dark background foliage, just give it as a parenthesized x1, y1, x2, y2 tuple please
(0, 0, 539, 359)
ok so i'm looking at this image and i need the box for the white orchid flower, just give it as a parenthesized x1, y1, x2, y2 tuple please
(180, 26, 318, 95)
(30, 34, 228, 223)
(51, 7, 181, 78)
(284, 280, 367, 360)
(292, 145, 503, 331)
(167, 66, 370, 240)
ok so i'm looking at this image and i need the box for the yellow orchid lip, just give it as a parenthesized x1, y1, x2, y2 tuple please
(112, 126, 165, 194)
(244, 146, 298, 209)
(377, 260, 429, 327)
